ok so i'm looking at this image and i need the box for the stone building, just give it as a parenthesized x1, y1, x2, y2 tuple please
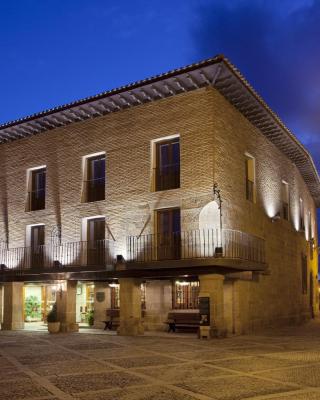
(0, 55, 319, 336)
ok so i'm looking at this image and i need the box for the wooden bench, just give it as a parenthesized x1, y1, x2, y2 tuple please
(103, 309, 146, 330)
(165, 311, 200, 333)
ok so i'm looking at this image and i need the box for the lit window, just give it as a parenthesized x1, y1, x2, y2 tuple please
(281, 181, 289, 220)
(245, 155, 255, 202)
(26, 167, 46, 211)
(172, 281, 199, 309)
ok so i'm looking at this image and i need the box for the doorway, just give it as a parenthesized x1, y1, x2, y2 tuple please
(156, 208, 181, 260)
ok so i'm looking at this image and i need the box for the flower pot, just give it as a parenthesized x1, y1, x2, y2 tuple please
(48, 321, 60, 334)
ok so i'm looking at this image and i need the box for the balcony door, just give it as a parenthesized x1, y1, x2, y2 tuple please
(156, 208, 181, 260)
(30, 225, 45, 268)
(29, 168, 46, 211)
(87, 218, 105, 266)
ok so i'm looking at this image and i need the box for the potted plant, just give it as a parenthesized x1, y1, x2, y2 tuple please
(47, 303, 60, 333)
(86, 309, 94, 326)
(24, 295, 42, 322)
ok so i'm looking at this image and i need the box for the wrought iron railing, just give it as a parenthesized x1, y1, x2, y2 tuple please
(154, 165, 180, 191)
(0, 239, 115, 275)
(26, 189, 46, 211)
(83, 177, 105, 202)
(127, 229, 266, 264)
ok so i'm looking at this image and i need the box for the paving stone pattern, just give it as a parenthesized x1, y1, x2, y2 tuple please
(2, 322, 320, 399)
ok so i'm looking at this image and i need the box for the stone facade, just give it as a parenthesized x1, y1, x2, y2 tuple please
(0, 84, 318, 335)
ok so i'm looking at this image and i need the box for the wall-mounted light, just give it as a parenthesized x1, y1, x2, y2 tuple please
(175, 280, 189, 286)
(53, 260, 63, 269)
(116, 254, 125, 263)
(109, 283, 119, 288)
(0, 263, 7, 271)
(271, 212, 281, 223)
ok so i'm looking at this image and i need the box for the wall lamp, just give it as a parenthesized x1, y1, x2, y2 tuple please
(271, 212, 281, 223)
(0, 263, 7, 271)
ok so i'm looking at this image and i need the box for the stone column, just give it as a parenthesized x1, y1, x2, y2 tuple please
(118, 278, 144, 336)
(0, 285, 3, 326)
(233, 279, 251, 335)
(93, 282, 110, 329)
(2, 282, 24, 330)
(199, 274, 225, 337)
(145, 280, 172, 331)
(56, 280, 79, 333)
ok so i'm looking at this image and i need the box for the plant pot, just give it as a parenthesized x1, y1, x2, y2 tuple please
(48, 322, 60, 334)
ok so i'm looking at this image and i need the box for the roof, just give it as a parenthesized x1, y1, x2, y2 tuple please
(1, 55, 320, 207)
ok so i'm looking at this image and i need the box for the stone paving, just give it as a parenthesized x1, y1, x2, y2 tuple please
(2, 322, 320, 399)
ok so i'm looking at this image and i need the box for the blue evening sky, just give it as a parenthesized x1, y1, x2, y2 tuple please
(1, 0, 319, 220)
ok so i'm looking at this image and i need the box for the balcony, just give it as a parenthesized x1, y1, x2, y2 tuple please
(127, 229, 266, 273)
(26, 189, 45, 211)
(0, 239, 115, 278)
(154, 165, 180, 191)
(83, 177, 105, 202)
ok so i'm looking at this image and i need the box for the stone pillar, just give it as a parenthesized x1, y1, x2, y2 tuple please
(0, 285, 3, 326)
(118, 278, 144, 336)
(199, 274, 225, 337)
(233, 279, 251, 335)
(93, 282, 110, 329)
(2, 282, 24, 330)
(145, 280, 172, 331)
(56, 280, 79, 333)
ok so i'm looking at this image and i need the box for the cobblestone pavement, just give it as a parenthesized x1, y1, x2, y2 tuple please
(2, 322, 320, 400)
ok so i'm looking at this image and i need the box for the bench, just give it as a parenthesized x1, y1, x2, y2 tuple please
(103, 308, 120, 330)
(165, 311, 200, 333)
(103, 309, 146, 330)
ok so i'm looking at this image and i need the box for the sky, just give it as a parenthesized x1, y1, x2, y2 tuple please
(1, 0, 319, 219)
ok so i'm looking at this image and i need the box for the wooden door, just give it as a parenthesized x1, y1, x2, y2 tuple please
(30, 225, 45, 268)
(156, 208, 181, 260)
(87, 218, 105, 265)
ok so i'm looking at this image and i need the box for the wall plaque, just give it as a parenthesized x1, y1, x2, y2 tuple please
(96, 292, 105, 303)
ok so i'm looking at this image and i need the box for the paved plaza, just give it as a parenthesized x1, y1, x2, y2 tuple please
(2, 322, 320, 399)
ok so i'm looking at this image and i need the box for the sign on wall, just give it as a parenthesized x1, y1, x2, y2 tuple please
(96, 292, 105, 303)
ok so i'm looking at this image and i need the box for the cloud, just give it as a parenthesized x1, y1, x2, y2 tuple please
(192, 0, 320, 169)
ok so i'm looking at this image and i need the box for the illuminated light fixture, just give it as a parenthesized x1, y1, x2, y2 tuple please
(176, 280, 189, 286)
(271, 212, 281, 223)
(109, 283, 119, 288)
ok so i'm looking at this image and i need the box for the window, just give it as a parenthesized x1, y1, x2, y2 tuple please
(83, 154, 105, 202)
(245, 155, 255, 202)
(308, 212, 314, 260)
(27, 167, 46, 211)
(172, 281, 199, 309)
(281, 181, 289, 220)
(155, 137, 180, 191)
(109, 283, 146, 310)
(110, 284, 120, 309)
(299, 198, 305, 231)
(156, 208, 181, 260)
(301, 254, 308, 294)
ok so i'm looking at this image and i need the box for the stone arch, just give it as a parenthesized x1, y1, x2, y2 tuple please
(199, 201, 220, 231)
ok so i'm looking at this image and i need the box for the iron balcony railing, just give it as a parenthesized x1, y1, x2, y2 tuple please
(127, 229, 266, 265)
(26, 189, 46, 211)
(0, 239, 115, 275)
(154, 164, 180, 191)
(84, 177, 105, 202)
